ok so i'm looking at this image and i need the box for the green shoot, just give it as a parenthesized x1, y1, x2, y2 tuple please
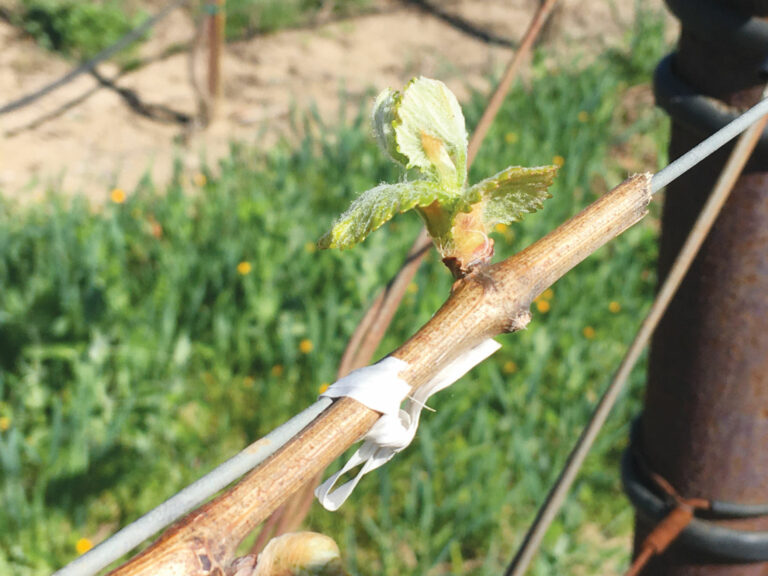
(319, 77, 558, 277)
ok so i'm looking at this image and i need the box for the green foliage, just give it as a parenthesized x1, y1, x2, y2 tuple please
(381, 78, 468, 188)
(470, 165, 558, 226)
(225, 0, 372, 40)
(0, 9, 669, 575)
(607, 2, 669, 84)
(9, 0, 373, 60)
(318, 180, 446, 250)
(14, 0, 145, 59)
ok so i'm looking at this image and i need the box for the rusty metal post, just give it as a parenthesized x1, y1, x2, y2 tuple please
(634, 0, 768, 574)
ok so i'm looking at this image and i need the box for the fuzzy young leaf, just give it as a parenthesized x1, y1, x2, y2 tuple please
(395, 78, 467, 189)
(371, 89, 409, 166)
(370, 77, 468, 190)
(468, 165, 559, 226)
(318, 181, 450, 249)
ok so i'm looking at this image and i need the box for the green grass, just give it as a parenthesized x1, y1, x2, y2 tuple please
(11, 0, 146, 60)
(8, 0, 374, 62)
(0, 9, 669, 575)
(226, 0, 373, 40)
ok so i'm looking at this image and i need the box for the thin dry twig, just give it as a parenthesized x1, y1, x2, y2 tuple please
(206, 0, 225, 119)
(503, 102, 768, 576)
(188, 9, 211, 127)
(109, 173, 652, 576)
(467, 0, 559, 167)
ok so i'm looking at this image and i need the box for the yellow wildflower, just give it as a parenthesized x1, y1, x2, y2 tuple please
(503, 361, 518, 374)
(110, 188, 126, 204)
(533, 288, 553, 313)
(504, 132, 519, 144)
(407, 282, 419, 294)
(193, 172, 207, 187)
(609, 301, 621, 314)
(318, 382, 330, 394)
(495, 223, 508, 234)
(0, 416, 10, 431)
(75, 538, 93, 555)
(304, 241, 317, 254)
(271, 365, 284, 377)
(237, 261, 252, 276)
(553, 155, 565, 167)
(577, 110, 590, 123)
(583, 326, 596, 339)
(299, 339, 313, 354)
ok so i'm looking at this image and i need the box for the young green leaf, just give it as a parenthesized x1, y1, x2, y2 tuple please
(392, 77, 468, 190)
(371, 77, 468, 191)
(318, 180, 448, 250)
(371, 88, 408, 166)
(468, 165, 559, 226)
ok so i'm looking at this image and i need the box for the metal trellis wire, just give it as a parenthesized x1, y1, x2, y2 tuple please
(51, 398, 332, 576)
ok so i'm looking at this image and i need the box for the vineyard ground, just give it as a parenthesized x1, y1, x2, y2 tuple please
(0, 0, 670, 201)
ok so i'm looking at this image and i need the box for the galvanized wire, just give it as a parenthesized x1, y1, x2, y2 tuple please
(52, 398, 332, 576)
(650, 94, 768, 193)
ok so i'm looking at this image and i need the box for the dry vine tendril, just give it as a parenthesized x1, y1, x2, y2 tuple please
(318, 77, 559, 278)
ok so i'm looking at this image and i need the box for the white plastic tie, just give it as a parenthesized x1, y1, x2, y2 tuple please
(315, 339, 501, 510)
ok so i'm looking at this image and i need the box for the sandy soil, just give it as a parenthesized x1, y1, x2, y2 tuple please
(0, 0, 673, 202)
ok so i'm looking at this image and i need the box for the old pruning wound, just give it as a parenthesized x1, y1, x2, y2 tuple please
(318, 77, 558, 278)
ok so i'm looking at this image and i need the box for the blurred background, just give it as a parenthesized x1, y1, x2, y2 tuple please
(0, 1, 674, 574)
